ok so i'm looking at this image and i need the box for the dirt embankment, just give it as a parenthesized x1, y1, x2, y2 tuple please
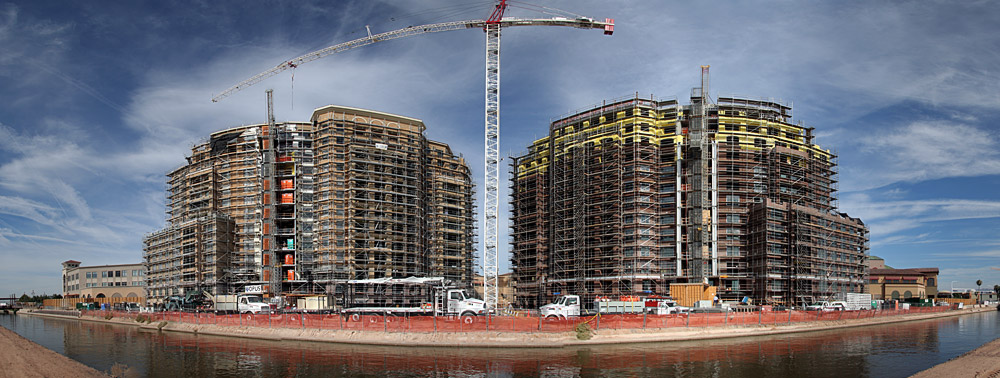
(26, 306, 995, 348)
(0, 325, 107, 378)
(911, 335, 1000, 378)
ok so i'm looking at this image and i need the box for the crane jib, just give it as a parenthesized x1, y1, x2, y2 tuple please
(211, 18, 613, 102)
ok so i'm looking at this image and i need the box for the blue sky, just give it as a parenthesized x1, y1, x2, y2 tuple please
(2, 1, 999, 296)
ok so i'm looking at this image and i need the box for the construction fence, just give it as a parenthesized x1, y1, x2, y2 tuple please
(81, 306, 950, 334)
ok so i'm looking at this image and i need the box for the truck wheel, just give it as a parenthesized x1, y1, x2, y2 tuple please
(545, 315, 559, 322)
(461, 315, 476, 325)
(350, 314, 360, 322)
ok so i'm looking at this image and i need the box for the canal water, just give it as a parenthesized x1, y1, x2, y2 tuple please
(1, 311, 998, 377)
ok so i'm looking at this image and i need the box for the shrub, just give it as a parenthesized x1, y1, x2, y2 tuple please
(575, 322, 594, 340)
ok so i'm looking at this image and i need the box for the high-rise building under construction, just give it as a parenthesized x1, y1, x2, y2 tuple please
(510, 74, 869, 308)
(144, 105, 475, 303)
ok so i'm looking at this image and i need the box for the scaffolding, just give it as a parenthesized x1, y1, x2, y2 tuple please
(510, 73, 869, 308)
(310, 106, 474, 292)
(144, 105, 475, 303)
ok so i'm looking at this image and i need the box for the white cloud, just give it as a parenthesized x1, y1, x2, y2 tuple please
(4, 0, 1000, 293)
(840, 193, 1000, 240)
(837, 121, 1000, 192)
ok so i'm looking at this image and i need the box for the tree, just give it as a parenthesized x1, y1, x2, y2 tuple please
(976, 280, 983, 303)
(18, 294, 31, 303)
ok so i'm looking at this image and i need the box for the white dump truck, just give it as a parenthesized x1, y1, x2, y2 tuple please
(338, 277, 486, 319)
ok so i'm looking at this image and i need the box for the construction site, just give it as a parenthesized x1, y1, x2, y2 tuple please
(143, 104, 475, 304)
(510, 68, 869, 309)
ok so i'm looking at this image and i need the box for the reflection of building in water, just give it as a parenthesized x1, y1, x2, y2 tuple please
(10, 310, 976, 378)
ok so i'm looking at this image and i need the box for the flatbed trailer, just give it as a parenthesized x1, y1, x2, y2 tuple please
(337, 277, 486, 318)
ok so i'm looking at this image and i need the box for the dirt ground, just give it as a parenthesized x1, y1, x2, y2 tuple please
(911, 336, 1000, 378)
(0, 325, 107, 378)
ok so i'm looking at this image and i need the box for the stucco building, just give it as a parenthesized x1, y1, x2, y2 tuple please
(867, 268, 939, 300)
(61, 260, 146, 300)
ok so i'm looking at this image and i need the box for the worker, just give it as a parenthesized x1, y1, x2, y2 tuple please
(713, 295, 719, 306)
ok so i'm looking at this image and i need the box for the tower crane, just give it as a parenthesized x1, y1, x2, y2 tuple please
(212, 1, 614, 309)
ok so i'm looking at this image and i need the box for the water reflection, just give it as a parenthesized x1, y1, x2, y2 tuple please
(0, 311, 996, 378)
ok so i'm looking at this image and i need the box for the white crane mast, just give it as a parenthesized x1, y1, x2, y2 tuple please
(483, 21, 502, 309)
(212, 2, 614, 310)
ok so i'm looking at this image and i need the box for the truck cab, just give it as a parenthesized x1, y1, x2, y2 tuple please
(238, 294, 272, 314)
(442, 289, 487, 316)
(649, 299, 687, 315)
(540, 295, 581, 319)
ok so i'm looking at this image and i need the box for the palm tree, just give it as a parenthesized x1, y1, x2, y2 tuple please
(976, 280, 983, 303)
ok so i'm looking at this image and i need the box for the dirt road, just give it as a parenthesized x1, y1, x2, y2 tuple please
(0, 324, 107, 378)
(911, 336, 1000, 378)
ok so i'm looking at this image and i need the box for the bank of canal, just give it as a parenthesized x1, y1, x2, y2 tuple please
(1, 310, 998, 377)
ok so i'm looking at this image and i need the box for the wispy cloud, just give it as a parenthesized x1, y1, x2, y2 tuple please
(841, 193, 1000, 240)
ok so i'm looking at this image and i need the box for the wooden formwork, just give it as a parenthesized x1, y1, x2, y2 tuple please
(669, 283, 717, 307)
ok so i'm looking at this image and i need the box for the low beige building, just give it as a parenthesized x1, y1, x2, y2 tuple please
(867, 268, 938, 300)
(61, 260, 146, 301)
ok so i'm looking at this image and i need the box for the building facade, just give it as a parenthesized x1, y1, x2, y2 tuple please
(61, 260, 146, 300)
(511, 77, 868, 308)
(144, 105, 475, 303)
(867, 268, 938, 300)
